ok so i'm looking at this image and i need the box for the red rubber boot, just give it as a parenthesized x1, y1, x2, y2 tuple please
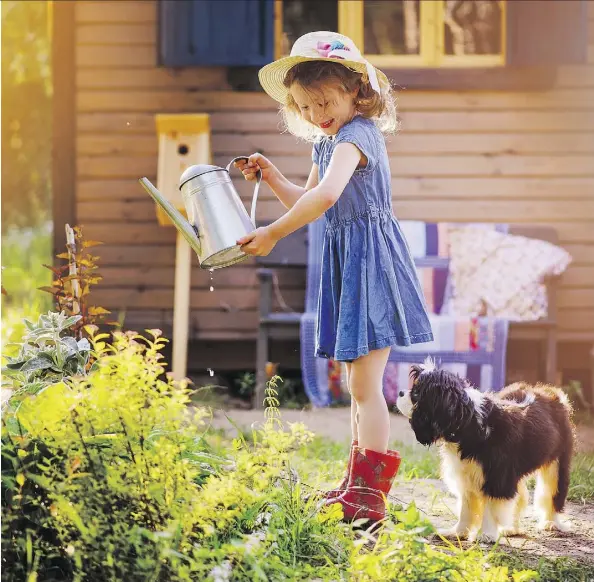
(325, 446, 401, 522)
(321, 440, 358, 500)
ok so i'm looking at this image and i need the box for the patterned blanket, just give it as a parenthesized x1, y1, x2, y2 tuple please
(384, 314, 509, 406)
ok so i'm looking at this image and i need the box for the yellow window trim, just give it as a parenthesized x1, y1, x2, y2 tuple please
(275, 0, 506, 68)
(274, 0, 283, 61)
(338, 0, 364, 49)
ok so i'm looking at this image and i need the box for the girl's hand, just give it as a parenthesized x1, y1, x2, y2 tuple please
(233, 153, 276, 183)
(237, 226, 278, 257)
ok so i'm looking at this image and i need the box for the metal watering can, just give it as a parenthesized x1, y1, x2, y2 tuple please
(139, 156, 261, 270)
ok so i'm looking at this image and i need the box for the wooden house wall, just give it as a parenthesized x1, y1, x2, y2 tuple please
(74, 1, 594, 370)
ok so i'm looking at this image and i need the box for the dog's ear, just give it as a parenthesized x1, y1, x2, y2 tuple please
(410, 408, 441, 446)
(409, 370, 470, 445)
(409, 364, 423, 383)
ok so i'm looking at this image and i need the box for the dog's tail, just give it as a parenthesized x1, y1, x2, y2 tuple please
(553, 407, 575, 513)
(553, 386, 575, 513)
(553, 446, 572, 513)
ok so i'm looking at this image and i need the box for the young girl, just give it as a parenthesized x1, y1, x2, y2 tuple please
(235, 31, 434, 522)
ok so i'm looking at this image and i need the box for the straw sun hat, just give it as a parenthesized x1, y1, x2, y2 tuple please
(258, 31, 389, 104)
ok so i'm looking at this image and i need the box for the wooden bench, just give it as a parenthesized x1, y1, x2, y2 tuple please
(254, 223, 561, 408)
(504, 225, 560, 387)
(254, 224, 308, 407)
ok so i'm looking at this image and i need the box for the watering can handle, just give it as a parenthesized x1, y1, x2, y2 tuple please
(226, 156, 262, 227)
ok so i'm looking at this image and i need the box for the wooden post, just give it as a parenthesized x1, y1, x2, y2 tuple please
(154, 114, 210, 382)
(65, 224, 80, 315)
(172, 232, 192, 381)
(255, 269, 273, 409)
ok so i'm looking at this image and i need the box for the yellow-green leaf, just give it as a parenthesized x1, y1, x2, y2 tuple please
(88, 306, 111, 316)
(82, 240, 104, 248)
(16, 473, 25, 487)
(17, 382, 75, 436)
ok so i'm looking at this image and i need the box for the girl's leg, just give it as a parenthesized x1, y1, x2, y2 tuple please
(324, 349, 400, 522)
(315, 362, 356, 500)
(349, 347, 391, 453)
(345, 362, 359, 442)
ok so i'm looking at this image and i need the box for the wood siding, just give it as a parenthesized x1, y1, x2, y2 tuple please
(75, 1, 594, 350)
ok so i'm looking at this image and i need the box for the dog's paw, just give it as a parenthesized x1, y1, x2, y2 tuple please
(538, 518, 571, 533)
(474, 530, 499, 544)
(499, 526, 523, 538)
(437, 526, 471, 540)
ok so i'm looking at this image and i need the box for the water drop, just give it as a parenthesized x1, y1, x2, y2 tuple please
(209, 286, 214, 292)
(126, 122, 131, 126)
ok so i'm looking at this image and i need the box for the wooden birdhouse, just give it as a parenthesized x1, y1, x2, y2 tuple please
(154, 113, 211, 226)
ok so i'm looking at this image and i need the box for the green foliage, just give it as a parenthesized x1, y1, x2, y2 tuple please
(0, 316, 570, 581)
(2, 328, 214, 581)
(2, 326, 312, 581)
(393, 440, 441, 480)
(232, 371, 309, 409)
(234, 371, 256, 398)
(1, 223, 52, 306)
(492, 551, 594, 582)
(568, 451, 594, 504)
(2, 309, 92, 440)
(41, 225, 112, 337)
(2, 223, 111, 373)
(1, 223, 53, 357)
(2, 1, 52, 231)
(2, 311, 90, 402)
(563, 380, 592, 417)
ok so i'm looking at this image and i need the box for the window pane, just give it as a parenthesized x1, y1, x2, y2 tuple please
(444, 0, 502, 55)
(281, 0, 338, 56)
(364, 0, 420, 55)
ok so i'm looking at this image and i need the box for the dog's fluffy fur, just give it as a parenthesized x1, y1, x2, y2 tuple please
(397, 359, 575, 542)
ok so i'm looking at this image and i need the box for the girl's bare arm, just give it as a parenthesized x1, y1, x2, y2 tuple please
(267, 163, 319, 210)
(268, 143, 360, 240)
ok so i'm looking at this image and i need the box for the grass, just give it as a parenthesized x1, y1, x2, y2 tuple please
(568, 451, 594, 504)
(1, 222, 52, 356)
(206, 426, 593, 581)
(219, 420, 593, 503)
(394, 439, 440, 480)
(1, 222, 52, 304)
(491, 551, 594, 582)
(285, 435, 440, 495)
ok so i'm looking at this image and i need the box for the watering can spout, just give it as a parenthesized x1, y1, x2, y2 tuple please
(138, 177, 202, 255)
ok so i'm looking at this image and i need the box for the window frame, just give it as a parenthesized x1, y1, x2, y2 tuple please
(274, 0, 506, 68)
(157, 0, 587, 92)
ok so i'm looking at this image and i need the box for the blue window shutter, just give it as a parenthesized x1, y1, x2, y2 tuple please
(506, 0, 588, 66)
(159, 0, 274, 67)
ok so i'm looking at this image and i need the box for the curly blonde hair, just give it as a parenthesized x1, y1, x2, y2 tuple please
(279, 61, 399, 142)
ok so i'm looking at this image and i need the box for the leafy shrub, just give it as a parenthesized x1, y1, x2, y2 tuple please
(2, 312, 90, 403)
(40, 226, 112, 338)
(2, 317, 542, 581)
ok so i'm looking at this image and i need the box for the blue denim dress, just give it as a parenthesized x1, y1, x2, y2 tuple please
(313, 115, 434, 361)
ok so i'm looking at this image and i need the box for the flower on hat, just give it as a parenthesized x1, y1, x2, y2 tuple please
(316, 40, 351, 60)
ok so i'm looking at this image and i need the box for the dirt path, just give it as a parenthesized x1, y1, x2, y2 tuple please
(209, 405, 594, 563)
(395, 479, 594, 564)
(208, 406, 420, 448)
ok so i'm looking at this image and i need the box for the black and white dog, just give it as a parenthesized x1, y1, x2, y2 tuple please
(397, 359, 575, 542)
